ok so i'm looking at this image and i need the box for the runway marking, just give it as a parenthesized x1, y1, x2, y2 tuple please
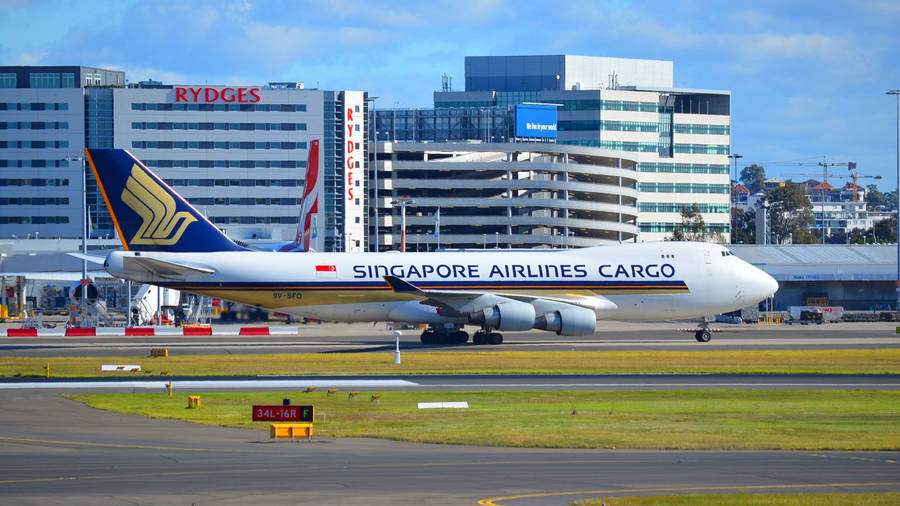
(477, 481, 900, 505)
(303, 459, 649, 471)
(422, 383, 900, 388)
(0, 379, 419, 390)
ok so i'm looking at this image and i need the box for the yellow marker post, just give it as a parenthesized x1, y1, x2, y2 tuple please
(168, 380, 173, 397)
(43, 363, 50, 378)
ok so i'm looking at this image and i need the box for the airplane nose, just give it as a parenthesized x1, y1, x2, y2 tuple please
(750, 267, 778, 300)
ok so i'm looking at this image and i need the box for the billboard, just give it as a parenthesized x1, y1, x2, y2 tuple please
(515, 104, 558, 139)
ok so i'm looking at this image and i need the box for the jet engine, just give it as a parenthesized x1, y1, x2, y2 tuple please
(469, 301, 536, 331)
(533, 306, 597, 336)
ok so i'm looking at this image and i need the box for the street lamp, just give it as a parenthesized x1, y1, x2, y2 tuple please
(64, 154, 88, 326)
(391, 197, 415, 252)
(888, 89, 900, 309)
(366, 95, 379, 252)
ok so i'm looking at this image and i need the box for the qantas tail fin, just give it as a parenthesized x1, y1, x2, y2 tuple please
(85, 148, 246, 252)
(296, 139, 321, 252)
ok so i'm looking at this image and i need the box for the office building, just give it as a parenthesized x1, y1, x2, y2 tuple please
(1, 66, 369, 251)
(392, 55, 733, 242)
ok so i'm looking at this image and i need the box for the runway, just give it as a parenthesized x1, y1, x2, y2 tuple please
(0, 392, 897, 505)
(2, 321, 899, 356)
(2, 321, 898, 503)
(2, 373, 899, 392)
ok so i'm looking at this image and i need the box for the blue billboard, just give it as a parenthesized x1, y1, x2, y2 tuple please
(515, 104, 558, 139)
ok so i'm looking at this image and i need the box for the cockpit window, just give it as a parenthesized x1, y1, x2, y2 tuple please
(720, 250, 735, 257)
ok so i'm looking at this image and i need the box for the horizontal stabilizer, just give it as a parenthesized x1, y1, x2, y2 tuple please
(122, 255, 215, 279)
(67, 252, 107, 265)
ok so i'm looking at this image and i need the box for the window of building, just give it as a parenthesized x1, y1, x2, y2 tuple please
(0, 73, 15, 88)
(62, 73, 75, 88)
(30, 73, 61, 88)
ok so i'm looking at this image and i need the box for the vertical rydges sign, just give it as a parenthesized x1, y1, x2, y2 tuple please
(343, 91, 366, 252)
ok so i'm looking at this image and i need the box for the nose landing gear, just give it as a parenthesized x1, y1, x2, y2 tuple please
(694, 320, 712, 342)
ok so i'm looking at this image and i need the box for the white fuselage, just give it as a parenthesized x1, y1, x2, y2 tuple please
(105, 242, 778, 327)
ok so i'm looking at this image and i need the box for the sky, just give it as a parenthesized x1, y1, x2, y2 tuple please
(2, 0, 899, 189)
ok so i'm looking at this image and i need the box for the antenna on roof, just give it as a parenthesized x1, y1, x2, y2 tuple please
(441, 73, 452, 92)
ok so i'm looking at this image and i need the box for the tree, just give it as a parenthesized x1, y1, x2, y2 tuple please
(866, 184, 886, 210)
(730, 207, 755, 244)
(669, 204, 725, 242)
(766, 182, 816, 244)
(873, 215, 898, 243)
(740, 164, 766, 194)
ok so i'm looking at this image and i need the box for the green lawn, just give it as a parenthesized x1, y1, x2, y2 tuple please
(69, 389, 900, 450)
(8, 348, 900, 377)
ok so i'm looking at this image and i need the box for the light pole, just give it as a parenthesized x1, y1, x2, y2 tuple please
(728, 153, 743, 186)
(366, 95, 379, 251)
(65, 154, 88, 326)
(888, 89, 900, 309)
(391, 197, 415, 252)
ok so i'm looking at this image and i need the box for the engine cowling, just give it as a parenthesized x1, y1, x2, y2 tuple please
(469, 301, 536, 331)
(534, 306, 597, 336)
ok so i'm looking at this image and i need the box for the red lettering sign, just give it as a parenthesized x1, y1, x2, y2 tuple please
(174, 86, 262, 103)
(252, 405, 314, 422)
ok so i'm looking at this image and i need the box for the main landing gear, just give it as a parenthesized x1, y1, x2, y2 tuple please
(472, 329, 503, 345)
(694, 320, 712, 343)
(419, 327, 504, 345)
(420, 327, 469, 345)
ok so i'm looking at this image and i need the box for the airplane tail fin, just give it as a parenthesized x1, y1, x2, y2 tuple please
(296, 139, 321, 252)
(85, 148, 246, 252)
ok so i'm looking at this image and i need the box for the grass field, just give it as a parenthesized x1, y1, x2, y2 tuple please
(69, 389, 900, 450)
(571, 492, 900, 506)
(7, 348, 900, 377)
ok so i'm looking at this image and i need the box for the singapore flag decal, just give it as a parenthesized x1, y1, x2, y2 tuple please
(315, 264, 337, 279)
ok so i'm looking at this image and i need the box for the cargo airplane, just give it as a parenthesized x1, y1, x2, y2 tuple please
(85, 148, 778, 345)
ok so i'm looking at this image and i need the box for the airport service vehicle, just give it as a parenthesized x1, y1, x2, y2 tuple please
(85, 148, 779, 344)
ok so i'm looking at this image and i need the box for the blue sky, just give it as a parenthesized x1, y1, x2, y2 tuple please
(3, 0, 899, 188)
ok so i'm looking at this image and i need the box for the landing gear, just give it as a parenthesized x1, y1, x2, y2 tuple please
(420, 327, 469, 345)
(694, 320, 712, 343)
(472, 330, 503, 345)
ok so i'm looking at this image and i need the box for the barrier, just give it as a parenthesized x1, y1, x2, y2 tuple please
(182, 326, 212, 336)
(239, 327, 270, 336)
(270, 423, 313, 440)
(149, 348, 169, 358)
(65, 327, 96, 337)
(6, 328, 37, 337)
(187, 395, 201, 408)
(126, 327, 155, 336)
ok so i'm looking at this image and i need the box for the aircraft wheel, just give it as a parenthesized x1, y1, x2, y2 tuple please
(452, 330, 469, 345)
(420, 330, 435, 344)
(488, 332, 503, 345)
(695, 330, 711, 342)
(473, 331, 487, 345)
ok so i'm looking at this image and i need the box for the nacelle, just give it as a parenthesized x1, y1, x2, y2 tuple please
(469, 301, 536, 331)
(534, 306, 597, 336)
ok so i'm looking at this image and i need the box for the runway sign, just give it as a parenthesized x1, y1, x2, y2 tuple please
(252, 405, 314, 422)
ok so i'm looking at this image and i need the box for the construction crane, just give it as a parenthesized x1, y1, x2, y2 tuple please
(755, 158, 879, 244)
(777, 170, 881, 201)
(758, 158, 880, 201)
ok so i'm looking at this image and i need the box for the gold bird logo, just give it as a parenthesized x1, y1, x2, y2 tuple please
(121, 165, 196, 245)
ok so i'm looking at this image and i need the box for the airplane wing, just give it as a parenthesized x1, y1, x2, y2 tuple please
(382, 275, 616, 313)
(121, 255, 215, 279)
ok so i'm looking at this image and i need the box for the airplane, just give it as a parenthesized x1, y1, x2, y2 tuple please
(84, 147, 779, 345)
